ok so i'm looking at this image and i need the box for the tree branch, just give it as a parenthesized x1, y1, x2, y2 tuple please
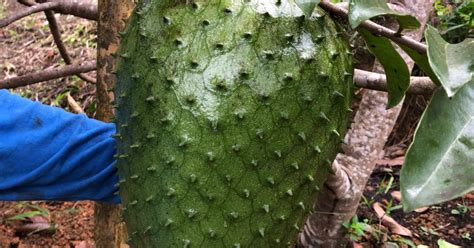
(0, 61, 96, 89)
(319, 0, 427, 54)
(2, 0, 98, 28)
(53, 0, 97, 21)
(0, 1, 59, 28)
(16, 0, 97, 21)
(44, 10, 96, 83)
(354, 69, 436, 95)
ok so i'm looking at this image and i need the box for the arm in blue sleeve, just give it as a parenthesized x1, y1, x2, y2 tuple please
(0, 90, 120, 204)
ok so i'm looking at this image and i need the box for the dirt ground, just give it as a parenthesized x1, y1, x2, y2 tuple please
(0, 1, 472, 247)
(0, 201, 95, 247)
(356, 160, 473, 247)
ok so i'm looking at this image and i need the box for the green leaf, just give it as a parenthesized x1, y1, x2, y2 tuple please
(27, 204, 50, 217)
(401, 81, 474, 211)
(425, 25, 474, 97)
(358, 28, 410, 107)
(8, 211, 43, 220)
(348, 0, 420, 31)
(437, 239, 461, 248)
(397, 43, 441, 86)
(295, 0, 320, 17)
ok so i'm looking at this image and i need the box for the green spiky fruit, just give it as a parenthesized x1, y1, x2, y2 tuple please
(114, 1, 353, 247)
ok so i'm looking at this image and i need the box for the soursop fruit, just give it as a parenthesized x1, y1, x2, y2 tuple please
(114, 0, 353, 247)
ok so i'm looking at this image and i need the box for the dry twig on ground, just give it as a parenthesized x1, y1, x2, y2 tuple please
(0, 61, 96, 89)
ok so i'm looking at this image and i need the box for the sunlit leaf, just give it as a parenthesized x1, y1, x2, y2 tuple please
(358, 28, 410, 107)
(437, 239, 461, 248)
(348, 0, 420, 31)
(425, 25, 474, 97)
(401, 81, 474, 211)
(295, 0, 320, 17)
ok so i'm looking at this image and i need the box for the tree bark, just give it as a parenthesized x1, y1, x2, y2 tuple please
(94, 0, 134, 247)
(299, 1, 434, 247)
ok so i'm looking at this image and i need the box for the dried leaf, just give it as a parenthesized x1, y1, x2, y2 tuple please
(391, 191, 429, 213)
(15, 222, 55, 235)
(28, 215, 49, 224)
(391, 191, 402, 202)
(352, 242, 364, 248)
(373, 202, 412, 237)
(75, 241, 95, 248)
(414, 207, 429, 213)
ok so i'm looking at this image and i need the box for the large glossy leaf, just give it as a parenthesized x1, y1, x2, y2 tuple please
(295, 0, 320, 17)
(401, 81, 474, 212)
(425, 25, 474, 97)
(397, 43, 441, 86)
(348, 0, 420, 31)
(358, 28, 410, 107)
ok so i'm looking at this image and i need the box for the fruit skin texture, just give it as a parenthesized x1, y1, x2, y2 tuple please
(114, 1, 353, 247)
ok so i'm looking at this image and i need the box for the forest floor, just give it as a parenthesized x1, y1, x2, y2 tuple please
(0, 1, 472, 247)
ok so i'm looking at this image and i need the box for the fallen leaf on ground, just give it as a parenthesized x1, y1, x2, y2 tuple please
(15, 222, 55, 235)
(352, 242, 364, 248)
(390, 191, 429, 213)
(75, 240, 94, 248)
(373, 202, 412, 237)
(464, 192, 474, 199)
(414, 206, 429, 213)
(391, 191, 402, 201)
(11, 214, 55, 235)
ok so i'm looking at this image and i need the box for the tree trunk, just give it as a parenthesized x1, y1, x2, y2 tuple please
(299, 1, 434, 247)
(94, 0, 134, 247)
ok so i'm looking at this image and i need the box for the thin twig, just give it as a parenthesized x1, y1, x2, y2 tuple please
(0, 61, 96, 89)
(66, 92, 85, 113)
(0, 1, 59, 28)
(44, 10, 96, 83)
(319, 0, 427, 54)
(354, 69, 437, 95)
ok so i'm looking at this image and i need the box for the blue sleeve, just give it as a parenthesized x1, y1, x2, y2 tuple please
(0, 90, 120, 204)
